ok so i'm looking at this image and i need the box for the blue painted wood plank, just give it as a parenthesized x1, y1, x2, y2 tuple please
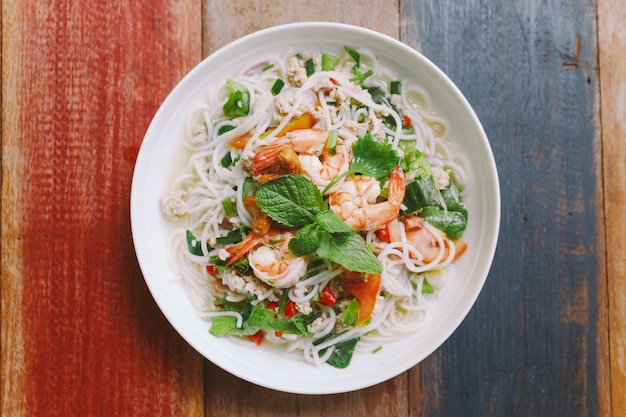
(401, 1, 602, 416)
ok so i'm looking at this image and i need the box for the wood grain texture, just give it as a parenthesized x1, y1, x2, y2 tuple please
(402, 1, 607, 416)
(598, 0, 626, 414)
(1, 0, 616, 416)
(201, 0, 400, 56)
(200, 1, 409, 415)
(1, 1, 204, 416)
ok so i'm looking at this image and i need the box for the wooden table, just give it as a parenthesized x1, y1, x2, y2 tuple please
(2, 1, 624, 415)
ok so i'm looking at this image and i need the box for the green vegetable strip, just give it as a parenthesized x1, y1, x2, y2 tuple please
(241, 176, 256, 197)
(220, 152, 233, 168)
(277, 288, 290, 314)
(321, 53, 340, 71)
(217, 124, 235, 136)
(326, 130, 338, 154)
(344, 46, 360, 68)
(390, 80, 401, 95)
(215, 227, 245, 245)
(271, 78, 285, 95)
(304, 58, 316, 76)
(349, 69, 374, 85)
(186, 230, 206, 256)
(421, 281, 435, 294)
(221, 198, 236, 216)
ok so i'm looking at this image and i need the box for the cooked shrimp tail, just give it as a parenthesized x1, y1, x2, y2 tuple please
(225, 233, 262, 266)
(249, 129, 327, 176)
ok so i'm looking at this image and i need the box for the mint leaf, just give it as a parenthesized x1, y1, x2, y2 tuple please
(289, 223, 323, 256)
(256, 174, 382, 273)
(318, 232, 382, 274)
(256, 174, 327, 227)
(314, 210, 353, 233)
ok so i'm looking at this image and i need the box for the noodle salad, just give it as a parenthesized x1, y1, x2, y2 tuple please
(161, 47, 469, 368)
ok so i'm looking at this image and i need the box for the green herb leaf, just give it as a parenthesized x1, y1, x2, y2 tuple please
(341, 298, 360, 326)
(288, 223, 323, 256)
(314, 210, 354, 233)
(208, 315, 239, 336)
(322, 133, 400, 194)
(257, 174, 383, 273)
(223, 79, 250, 117)
(441, 184, 468, 219)
(400, 143, 432, 179)
(419, 207, 467, 239)
(402, 177, 442, 214)
(326, 337, 360, 368)
(351, 133, 399, 178)
(186, 230, 207, 256)
(317, 232, 382, 274)
(220, 152, 233, 168)
(256, 174, 327, 227)
(315, 333, 360, 369)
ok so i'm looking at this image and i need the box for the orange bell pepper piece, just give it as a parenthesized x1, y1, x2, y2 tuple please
(341, 271, 381, 325)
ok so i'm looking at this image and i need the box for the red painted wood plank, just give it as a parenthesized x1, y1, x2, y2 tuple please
(2, 1, 204, 416)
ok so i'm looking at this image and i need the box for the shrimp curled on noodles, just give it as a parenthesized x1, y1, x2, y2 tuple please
(249, 129, 349, 188)
(225, 229, 307, 288)
(328, 166, 406, 231)
(250, 129, 328, 176)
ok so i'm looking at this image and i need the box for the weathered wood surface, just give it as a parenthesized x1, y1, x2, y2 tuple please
(2, 0, 623, 416)
(1, 1, 204, 416)
(599, 0, 626, 413)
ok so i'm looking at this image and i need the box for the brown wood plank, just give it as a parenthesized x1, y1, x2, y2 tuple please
(199, 1, 411, 415)
(1, 1, 204, 416)
(201, 0, 400, 56)
(599, 0, 626, 414)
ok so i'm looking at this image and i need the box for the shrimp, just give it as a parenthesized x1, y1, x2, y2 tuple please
(328, 166, 406, 231)
(387, 215, 467, 263)
(250, 129, 328, 176)
(299, 142, 349, 189)
(249, 128, 349, 186)
(225, 229, 307, 288)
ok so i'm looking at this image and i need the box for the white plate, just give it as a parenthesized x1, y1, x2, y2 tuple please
(130, 22, 500, 394)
